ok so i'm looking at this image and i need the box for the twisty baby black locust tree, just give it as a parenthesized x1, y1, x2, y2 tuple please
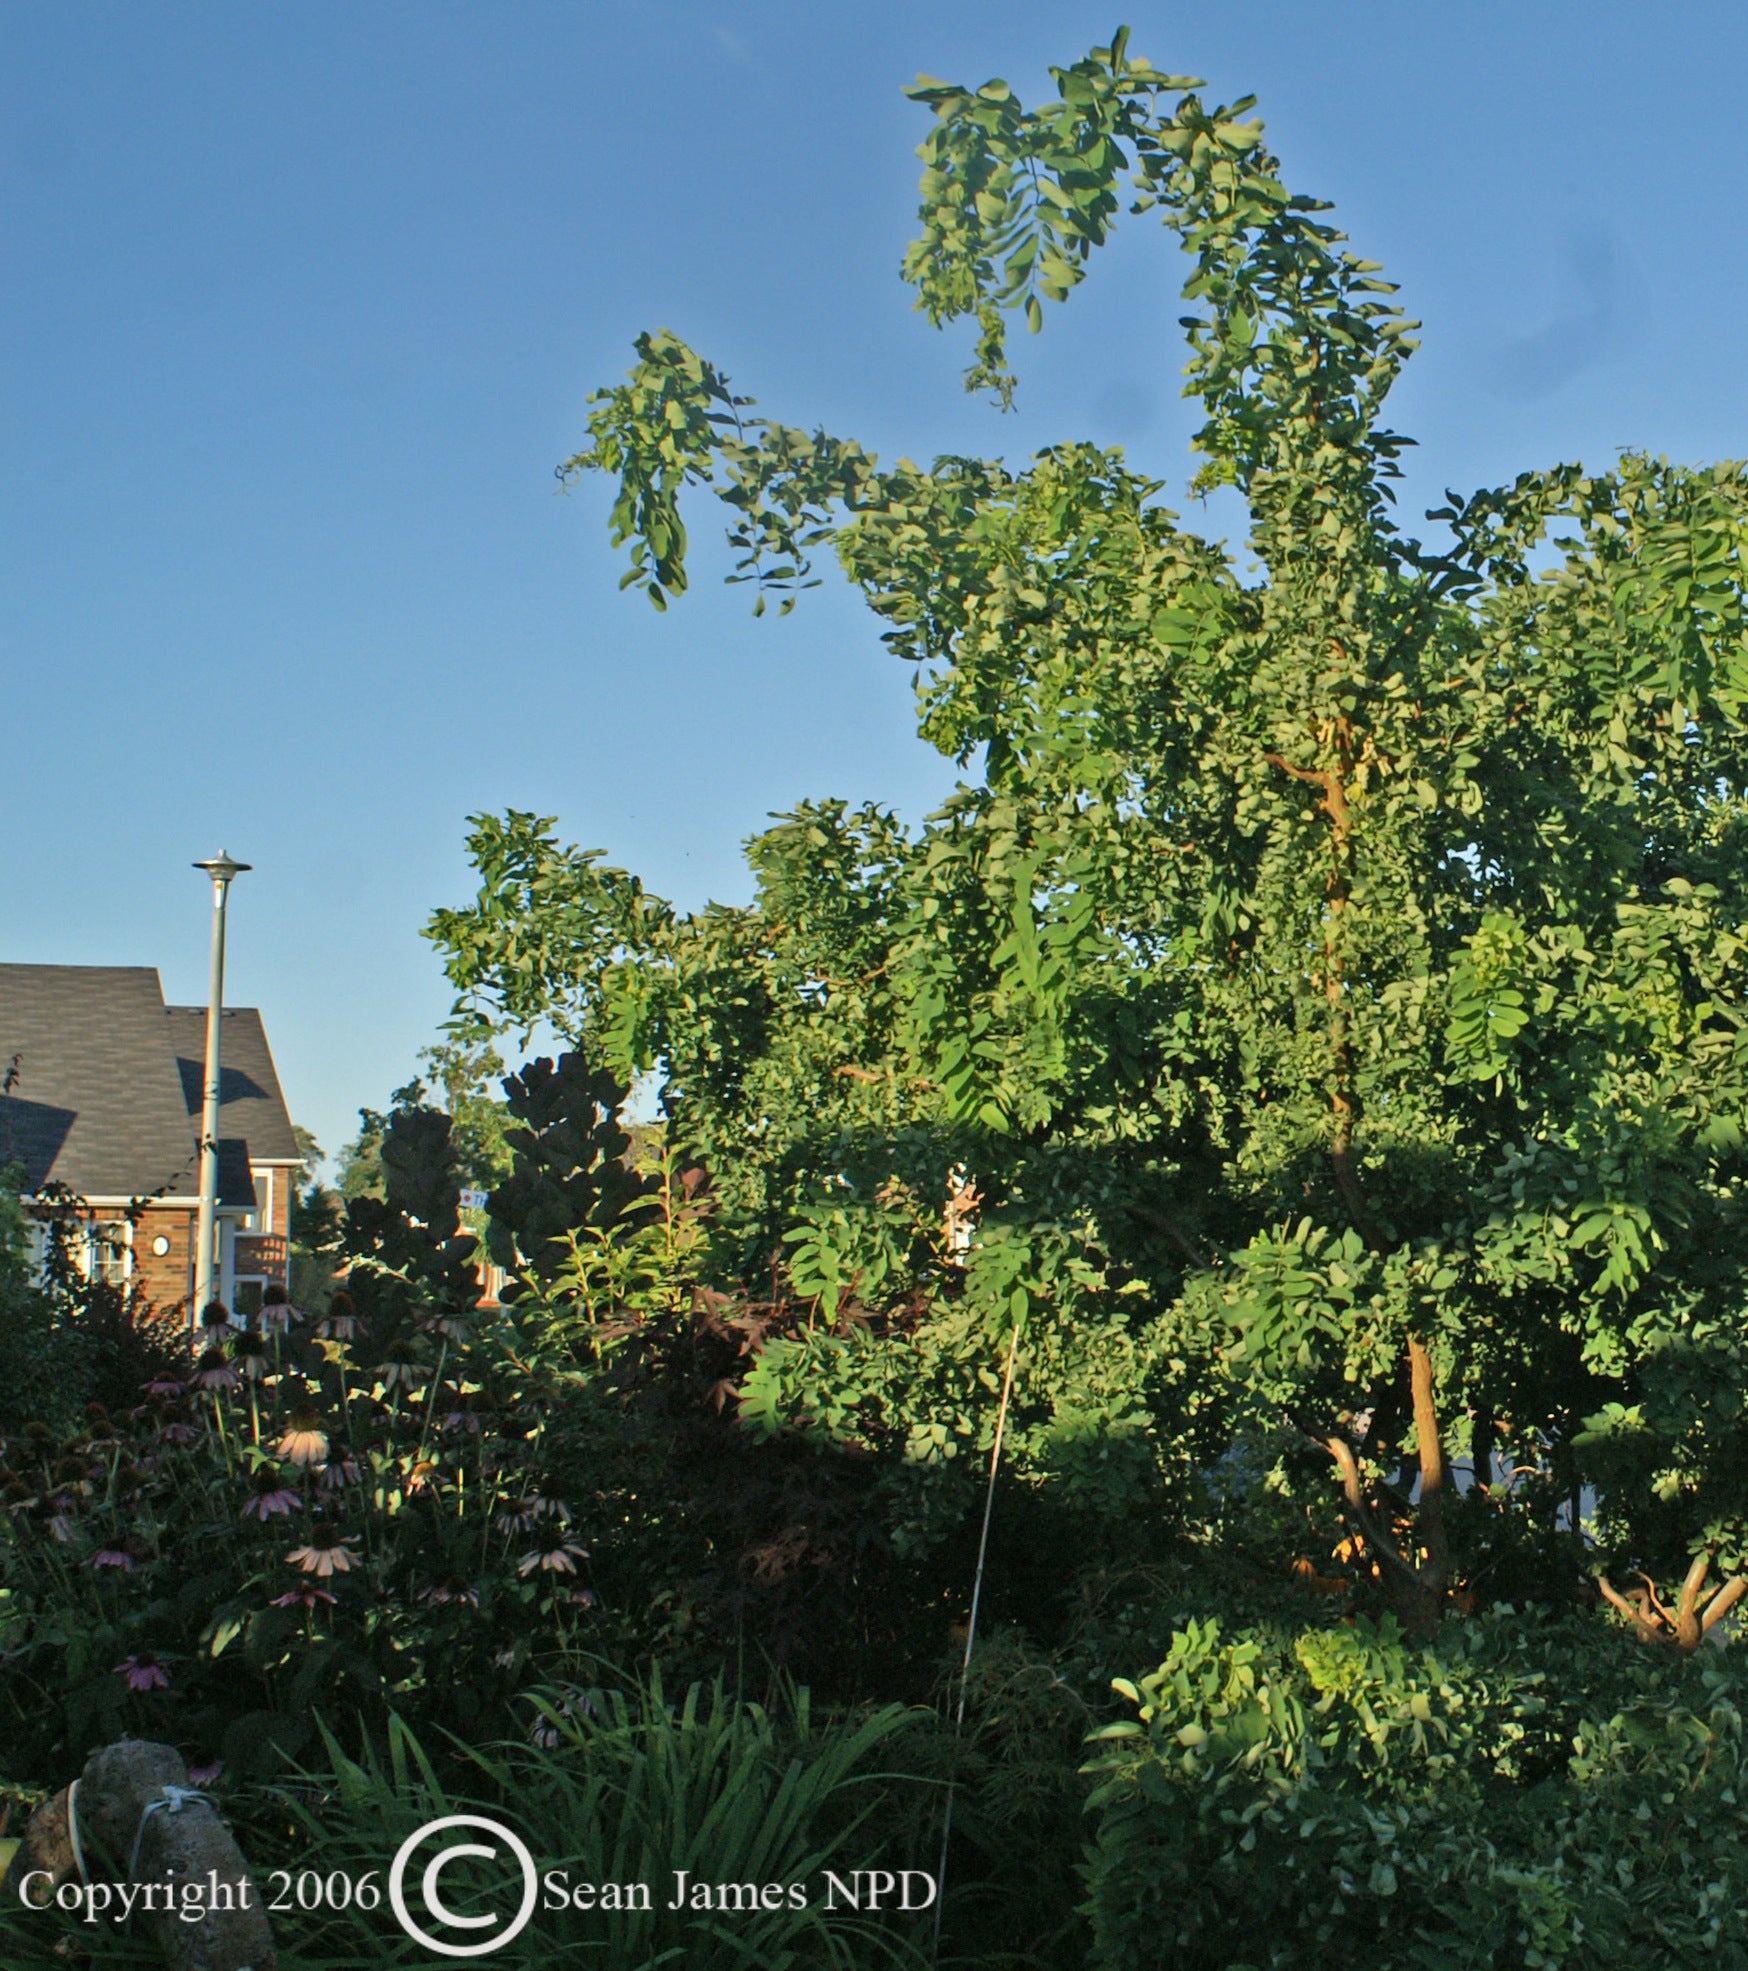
(432, 32, 1748, 1642)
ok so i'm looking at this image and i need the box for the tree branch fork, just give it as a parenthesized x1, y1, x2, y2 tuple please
(1596, 1554, 1748, 1653)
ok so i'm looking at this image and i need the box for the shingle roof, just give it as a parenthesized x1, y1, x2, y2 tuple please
(164, 1006, 299, 1164)
(0, 965, 294, 1205)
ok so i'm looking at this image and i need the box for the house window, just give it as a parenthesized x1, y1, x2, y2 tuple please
(81, 1220, 133, 1286)
(20, 1218, 132, 1287)
(66, 1214, 134, 1292)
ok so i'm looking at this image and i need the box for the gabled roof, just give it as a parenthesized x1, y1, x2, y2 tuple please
(165, 1006, 300, 1164)
(0, 965, 294, 1205)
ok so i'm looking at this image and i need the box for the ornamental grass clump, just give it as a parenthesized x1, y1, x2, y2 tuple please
(0, 1676, 936, 1971)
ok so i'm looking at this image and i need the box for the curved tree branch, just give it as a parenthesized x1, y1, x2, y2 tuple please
(1596, 1571, 1665, 1643)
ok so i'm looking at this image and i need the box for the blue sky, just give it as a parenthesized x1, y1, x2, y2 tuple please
(4, 2, 1743, 1165)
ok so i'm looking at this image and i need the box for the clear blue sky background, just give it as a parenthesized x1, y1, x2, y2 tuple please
(3, 2, 1741, 1166)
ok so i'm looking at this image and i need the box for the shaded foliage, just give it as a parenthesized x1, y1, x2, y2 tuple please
(487, 1051, 659, 1286)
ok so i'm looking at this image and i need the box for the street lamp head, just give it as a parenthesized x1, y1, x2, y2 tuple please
(193, 852, 251, 885)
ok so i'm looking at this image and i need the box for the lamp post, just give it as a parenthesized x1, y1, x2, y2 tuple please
(191, 853, 249, 1327)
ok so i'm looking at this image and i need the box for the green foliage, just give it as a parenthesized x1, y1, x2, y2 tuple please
(0, 1678, 934, 1970)
(0, 1169, 89, 1435)
(1083, 1613, 1748, 1968)
(740, 1212, 1211, 1553)
(427, 25, 1748, 1641)
(0, 1176, 181, 1433)
(487, 1051, 658, 1286)
(343, 1103, 482, 1317)
(335, 1043, 515, 1205)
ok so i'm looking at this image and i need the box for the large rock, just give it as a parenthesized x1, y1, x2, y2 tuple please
(22, 1740, 276, 1971)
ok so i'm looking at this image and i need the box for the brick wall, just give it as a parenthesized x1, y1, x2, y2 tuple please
(45, 1182, 296, 1323)
(131, 1205, 196, 1316)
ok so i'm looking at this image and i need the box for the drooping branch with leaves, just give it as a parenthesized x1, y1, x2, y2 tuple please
(434, 32, 1748, 1640)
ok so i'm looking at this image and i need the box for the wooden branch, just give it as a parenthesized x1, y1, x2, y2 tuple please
(1702, 1576, 1748, 1634)
(1124, 1200, 1218, 1273)
(1638, 1571, 1676, 1629)
(1675, 1553, 1711, 1654)
(1408, 1336, 1450, 1593)
(1596, 1571, 1665, 1644)
(1322, 1431, 1423, 1590)
(1330, 1145, 1389, 1250)
(1262, 749, 1332, 791)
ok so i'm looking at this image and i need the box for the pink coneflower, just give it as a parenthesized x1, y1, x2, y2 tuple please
(45, 1498, 78, 1543)
(199, 1300, 233, 1340)
(518, 1540, 589, 1578)
(376, 1341, 422, 1393)
(271, 1586, 337, 1610)
(91, 1548, 137, 1571)
(568, 1587, 600, 1608)
(418, 1575, 480, 1608)
(242, 1469, 302, 1520)
(530, 1485, 573, 1526)
(318, 1443, 360, 1491)
(427, 1312, 471, 1342)
(496, 1497, 539, 1534)
(186, 1760, 223, 1787)
(277, 1405, 329, 1468)
(232, 1332, 270, 1382)
(528, 1719, 561, 1750)
(285, 1522, 358, 1576)
(313, 1290, 357, 1341)
(193, 1347, 239, 1392)
(142, 1376, 185, 1400)
(116, 1653, 169, 1692)
(259, 1293, 300, 1336)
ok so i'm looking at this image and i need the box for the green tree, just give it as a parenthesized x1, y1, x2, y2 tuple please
(0, 1165, 87, 1431)
(334, 1041, 516, 1204)
(485, 1050, 658, 1286)
(431, 32, 1748, 1640)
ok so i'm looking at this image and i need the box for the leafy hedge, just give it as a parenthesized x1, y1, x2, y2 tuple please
(1083, 1612, 1748, 1969)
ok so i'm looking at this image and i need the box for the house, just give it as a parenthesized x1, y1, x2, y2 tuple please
(0, 964, 300, 1319)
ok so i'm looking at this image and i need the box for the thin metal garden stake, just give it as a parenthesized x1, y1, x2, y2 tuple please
(931, 1321, 1021, 1959)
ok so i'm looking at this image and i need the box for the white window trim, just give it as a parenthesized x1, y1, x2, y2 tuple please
(23, 1217, 134, 1288)
(82, 1218, 134, 1286)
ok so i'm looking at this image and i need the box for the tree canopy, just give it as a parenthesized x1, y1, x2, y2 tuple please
(429, 30, 1748, 1643)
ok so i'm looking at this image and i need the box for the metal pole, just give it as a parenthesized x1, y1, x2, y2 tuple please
(192, 853, 249, 1328)
(931, 1321, 1021, 1958)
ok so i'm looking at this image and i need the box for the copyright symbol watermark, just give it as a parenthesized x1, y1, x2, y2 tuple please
(387, 1814, 538, 1958)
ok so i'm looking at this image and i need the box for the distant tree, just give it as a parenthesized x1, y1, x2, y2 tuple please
(334, 1043, 515, 1206)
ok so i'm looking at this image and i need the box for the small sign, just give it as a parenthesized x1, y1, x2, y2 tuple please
(458, 1189, 490, 1210)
